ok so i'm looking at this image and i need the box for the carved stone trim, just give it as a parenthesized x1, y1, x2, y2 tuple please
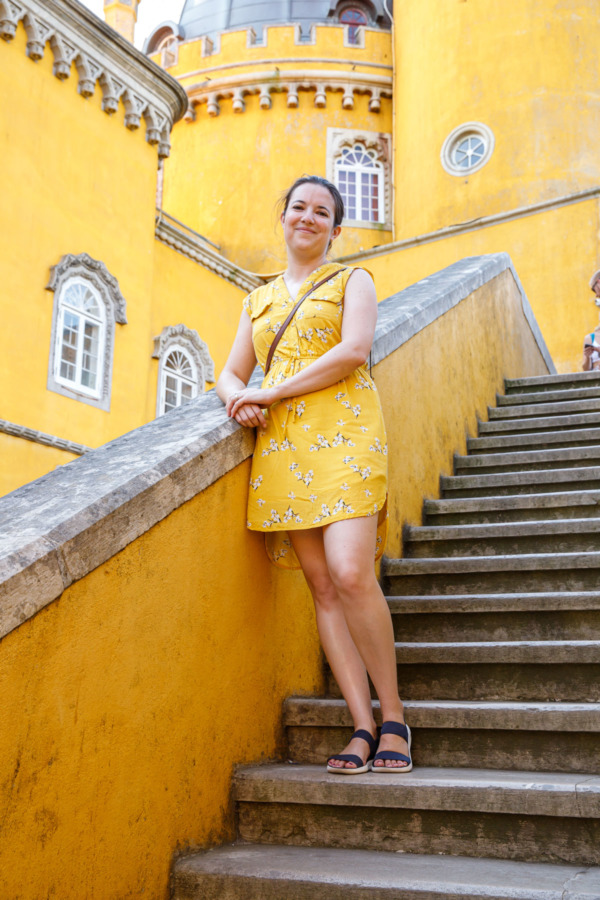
(47, 253, 127, 324)
(326, 127, 392, 227)
(46, 253, 127, 411)
(154, 215, 266, 293)
(0, 418, 90, 456)
(153, 325, 215, 417)
(2, 0, 188, 159)
(185, 69, 392, 117)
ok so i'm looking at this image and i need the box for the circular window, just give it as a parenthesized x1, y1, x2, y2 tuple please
(441, 123, 495, 176)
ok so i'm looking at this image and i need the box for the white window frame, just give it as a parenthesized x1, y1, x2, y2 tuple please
(153, 324, 215, 418)
(54, 277, 106, 400)
(441, 122, 495, 176)
(158, 345, 199, 416)
(327, 128, 392, 229)
(46, 254, 127, 411)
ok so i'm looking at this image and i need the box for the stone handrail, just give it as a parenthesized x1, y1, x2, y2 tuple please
(0, 253, 553, 640)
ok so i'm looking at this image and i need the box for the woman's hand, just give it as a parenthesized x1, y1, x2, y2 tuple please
(226, 387, 279, 428)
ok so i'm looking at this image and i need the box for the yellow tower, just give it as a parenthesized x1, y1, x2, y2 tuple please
(104, 0, 140, 43)
(147, 1, 394, 272)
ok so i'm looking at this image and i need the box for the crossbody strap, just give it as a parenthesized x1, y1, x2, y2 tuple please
(264, 267, 348, 375)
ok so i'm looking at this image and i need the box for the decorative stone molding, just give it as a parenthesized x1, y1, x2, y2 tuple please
(46, 253, 127, 411)
(1, 0, 188, 159)
(0, 419, 90, 456)
(152, 324, 215, 384)
(185, 69, 392, 117)
(47, 253, 127, 324)
(154, 213, 266, 293)
(326, 127, 392, 227)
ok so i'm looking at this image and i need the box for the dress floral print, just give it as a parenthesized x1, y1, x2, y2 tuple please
(243, 263, 388, 569)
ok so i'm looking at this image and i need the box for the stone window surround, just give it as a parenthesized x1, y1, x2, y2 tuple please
(46, 254, 127, 412)
(441, 122, 495, 177)
(326, 127, 392, 229)
(153, 324, 216, 418)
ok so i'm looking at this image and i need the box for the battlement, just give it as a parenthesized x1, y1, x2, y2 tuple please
(150, 22, 392, 83)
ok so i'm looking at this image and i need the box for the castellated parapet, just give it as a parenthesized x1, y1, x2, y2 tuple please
(151, 23, 392, 119)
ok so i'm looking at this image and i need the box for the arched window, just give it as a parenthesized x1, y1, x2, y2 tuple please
(55, 279, 105, 398)
(339, 6, 368, 44)
(334, 143, 385, 223)
(46, 254, 127, 410)
(153, 324, 215, 417)
(160, 346, 198, 414)
(158, 34, 179, 69)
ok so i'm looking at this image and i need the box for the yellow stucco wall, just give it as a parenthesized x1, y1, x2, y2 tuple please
(373, 269, 550, 558)
(159, 25, 393, 271)
(350, 198, 599, 374)
(0, 462, 323, 900)
(0, 433, 79, 497)
(393, 1, 600, 238)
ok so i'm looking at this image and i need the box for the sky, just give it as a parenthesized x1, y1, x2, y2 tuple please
(79, 1, 186, 50)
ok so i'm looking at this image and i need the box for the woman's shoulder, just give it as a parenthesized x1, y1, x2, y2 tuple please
(342, 264, 375, 285)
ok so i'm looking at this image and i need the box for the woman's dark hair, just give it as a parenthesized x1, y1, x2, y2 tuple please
(280, 175, 345, 227)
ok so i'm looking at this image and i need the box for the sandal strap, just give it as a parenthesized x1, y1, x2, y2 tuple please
(380, 721, 409, 741)
(373, 750, 411, 764)
(351, 729, 378, 755)
(327, 753, 366, 768)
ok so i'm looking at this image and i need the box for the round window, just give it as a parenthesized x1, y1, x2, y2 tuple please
(441, 123, 495, 176)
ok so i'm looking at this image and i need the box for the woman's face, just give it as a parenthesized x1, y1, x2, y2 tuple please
(281, 183, 341, 259)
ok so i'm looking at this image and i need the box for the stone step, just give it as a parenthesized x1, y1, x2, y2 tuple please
(424, 490, 600, 525)
(468, 428, 600, 454)
(388, 592, 600, 641)
(505, 371, 600, 394)
(454, 446, 600, 475)
(172, 844, 600, 900)
(497, 385, 600, 407)
(440, 467, 600, 499)
(478, 410, 600, 436)
(490, 396, 600, 420)
(404, 518, 600, 558)
(382, 551, 600, 594)
(235, 765, 600, 865)
(284, 697, 600, 774)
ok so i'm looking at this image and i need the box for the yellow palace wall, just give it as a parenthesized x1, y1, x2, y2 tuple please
(158, 24, 393, 272)
(0, 463, 323, 900)
(393, 1, 600, 238)
(349, 197, 598, 374)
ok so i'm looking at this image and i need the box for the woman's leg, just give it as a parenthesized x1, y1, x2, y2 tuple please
(322, 516, 410, 768)
(289, 527, 377, 769)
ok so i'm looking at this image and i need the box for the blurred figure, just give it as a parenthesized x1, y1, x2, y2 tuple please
(582, 269, 600, 371)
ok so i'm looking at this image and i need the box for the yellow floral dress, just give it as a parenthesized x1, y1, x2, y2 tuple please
(243, 262, 388, 568)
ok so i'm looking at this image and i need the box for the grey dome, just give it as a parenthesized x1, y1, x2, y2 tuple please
(178, 0, 392, 41)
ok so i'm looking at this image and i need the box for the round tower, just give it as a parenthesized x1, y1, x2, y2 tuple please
(147, 1, 394, 272)
(393, 1, 600, 239)
(104, 0, 140, 43)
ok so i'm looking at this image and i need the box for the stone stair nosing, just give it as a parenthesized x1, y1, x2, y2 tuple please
(440, 466, 600, 498)
(172, 845, 600, 900)
(478, 410, 600, 435)
(424, 490, 600, 525)
(504, 371, 600, 393)
(496, 385, 600, 406)
(468, 428, 600, 453)
(454, 446, 600, 475)
(490, 397, 600, 420)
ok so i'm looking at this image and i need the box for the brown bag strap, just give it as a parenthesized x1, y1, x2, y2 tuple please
(264, 267, 348, 375)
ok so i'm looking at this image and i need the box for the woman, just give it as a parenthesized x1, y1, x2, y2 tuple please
(216, 175, 411, 773)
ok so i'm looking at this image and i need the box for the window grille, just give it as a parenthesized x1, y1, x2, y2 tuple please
(335, 144, 384, 223)
(55, 279, 105, 399)
(159, 347, 198, 414)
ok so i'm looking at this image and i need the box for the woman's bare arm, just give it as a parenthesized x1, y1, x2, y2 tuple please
(216, 310, 268, 428)
(228, 269, 377, 420)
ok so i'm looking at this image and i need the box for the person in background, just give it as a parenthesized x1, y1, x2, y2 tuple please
(583, 269, 600, 371)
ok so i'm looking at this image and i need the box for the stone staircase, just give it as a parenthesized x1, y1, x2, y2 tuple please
(173, 371, 600, 899)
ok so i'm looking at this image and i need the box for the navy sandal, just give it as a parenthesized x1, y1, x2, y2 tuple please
(326, 728, 378, 775)
(372, 721, 412, 773)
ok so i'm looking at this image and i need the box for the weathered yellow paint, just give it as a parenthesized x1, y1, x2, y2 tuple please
(104, 0, 139, 43)
(159, 24, 393, 271)
(373, 269, 550, 557)
(356, 198, 598, 374)
(393, 2, 600, 239)
(0, 433, 79, 496)
(0, 462, 323, 899)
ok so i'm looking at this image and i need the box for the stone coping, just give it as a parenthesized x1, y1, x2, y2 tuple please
(0, 254, 552, 639)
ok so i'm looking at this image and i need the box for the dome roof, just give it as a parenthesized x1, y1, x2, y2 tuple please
(177, 0, 392, 41)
